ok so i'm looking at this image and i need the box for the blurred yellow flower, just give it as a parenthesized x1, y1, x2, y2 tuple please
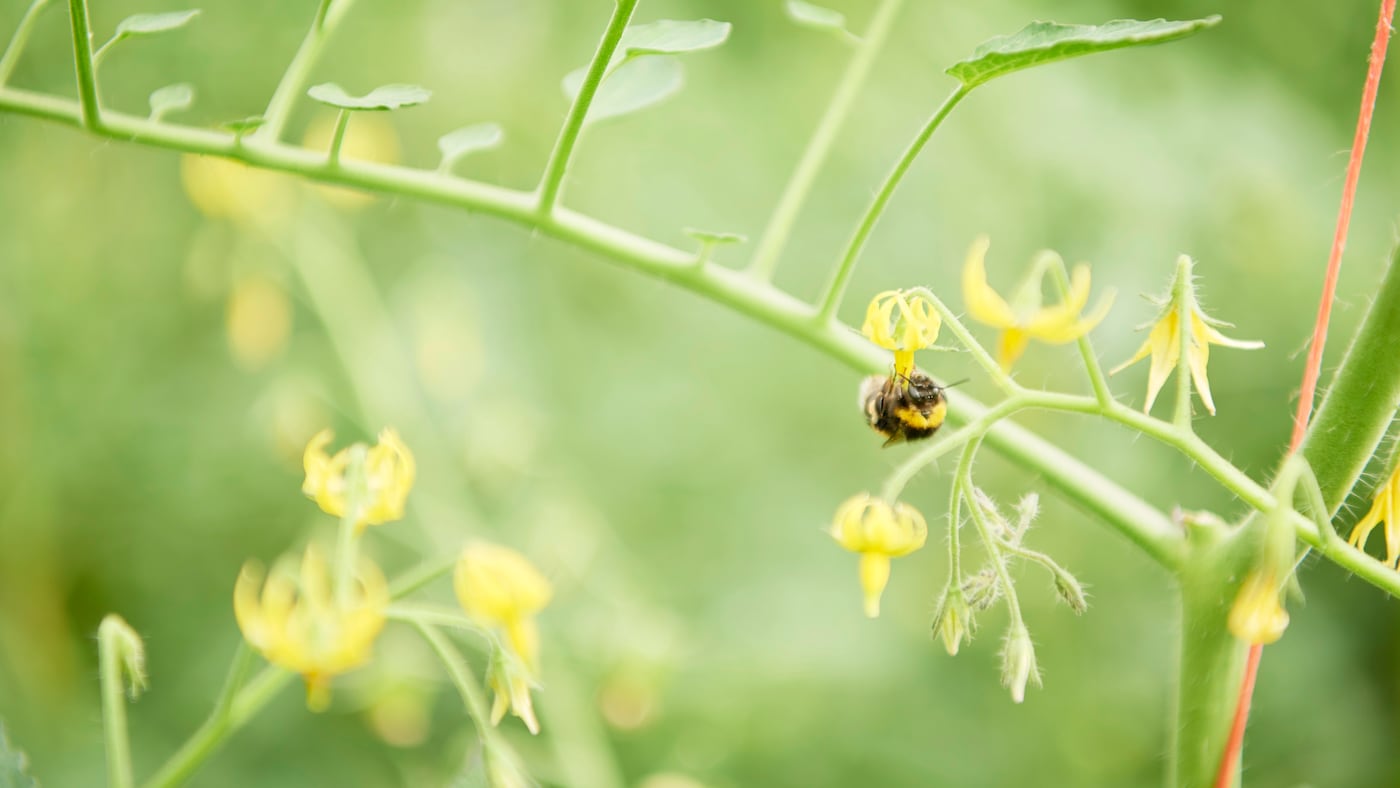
(225, 274, 292, 370)
(862, 289, 940, 378)
(488, 654, 541, 734)
(1348, 462, 1400, 568)
(962, 235, 1113, 369)
(454, 543, 553, 673)
(829, 493, 927, 618)
(234, 545, 388, 710)
(1227, 570, 1289, 645)
(179, 154, 296, 231)
(1110, 255, 1263, 415)
(302, 112, 401, 210)
(302, 428, 416, 531)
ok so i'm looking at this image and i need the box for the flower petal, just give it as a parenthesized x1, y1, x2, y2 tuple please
(962, 236, 1016, 329)
(997, 328, 1031, 370)
(1143, 313, 1180, 413)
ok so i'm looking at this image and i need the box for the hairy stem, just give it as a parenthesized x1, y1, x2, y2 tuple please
(0, 0, 52, 87)
(747, 0, 905, 281)
(816, 84, 971, 321)
(254, 0, 350, 142)
(98, 619, 136, 788)
(1048, 258, 1113, 406)
(535, 0, 638, 214)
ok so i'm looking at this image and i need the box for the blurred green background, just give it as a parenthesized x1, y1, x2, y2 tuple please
(2, 0, 1399, 785)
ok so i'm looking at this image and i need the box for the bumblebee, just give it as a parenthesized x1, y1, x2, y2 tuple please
(860, 371, 949, 446)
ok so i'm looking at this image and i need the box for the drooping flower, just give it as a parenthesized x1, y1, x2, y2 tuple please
(931, 587, 974, 656)
(234, 544, 389, 710)
(302, 428, 416, 530)
(962, 235, 1114, 369)
(829, 493, 928, 618)
(1110, 255, 1263, 415)
(455, 543, 553, 673)
(488, 645, 541, 734)
(1227, 570, 1289, 645)
(862, 289, 941, 379)
(1348, 461, 1400, 568)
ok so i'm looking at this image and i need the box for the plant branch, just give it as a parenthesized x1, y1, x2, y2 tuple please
(98, 618, 137, 788)
(66, 0, 100, 128)
(747, 0, 905, 281)
(254, 0, 351, 143)
(0, 0, 52, 87)
(815, 84, 971, 321)
(535, 0, 638, 214)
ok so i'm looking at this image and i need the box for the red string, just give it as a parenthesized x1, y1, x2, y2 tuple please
(1216, 3, 1396, 786)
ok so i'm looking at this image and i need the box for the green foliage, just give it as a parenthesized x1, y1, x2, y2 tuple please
(946, 17, 1221, 88)
(147, 83, 193, 120)
(307, 83, 432, 111)
(562, 18, 730, 124)
(683, 228, 747, 245)
(783, 0, 851, 38)
(219, 115, 265, 134)
(113, 9, 200, 38)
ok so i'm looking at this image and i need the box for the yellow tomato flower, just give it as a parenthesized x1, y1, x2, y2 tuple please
(861, 289, 940, 379)
(962, 235, 1114, 369)
(455, 543, 553, 673)
(225, 274, 292, 370)
(179, 154, 297, 232)
(1227, 570, 1289, 645)
(234, 544, 388, 710)
(302, 428, 416, 531)
(1348, 462, 1400, 568)
(1110, 255, 1263, 415)
(489, 652, 542, 735)
(829, 493, 928, 618)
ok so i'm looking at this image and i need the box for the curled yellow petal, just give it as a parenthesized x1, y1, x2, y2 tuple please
(962, 236, 1016, 329)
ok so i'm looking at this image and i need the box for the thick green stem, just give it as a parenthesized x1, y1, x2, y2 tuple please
(1301, 246, 1400, 513)
(815, 84, 971, 321)
(66, 0, 100, 128)
(142, 665, 292, 788)
(535, 0, 638, 214)
(254, 0, 349, 142)
(0, 0, 52, 87)
(1170, 527, 1251, 788)
(747, 0, 905, 281)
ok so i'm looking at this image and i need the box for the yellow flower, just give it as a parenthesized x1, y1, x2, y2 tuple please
(1348, 462, 1400, 568)
(1110, 255, 1263, 415)
(302, 428, 416, 530)
(829, 493, 928, 618)
(861, 289, 940, 379)
(179, 154, 297, 232)
(454, 543, 553, 673)
(234, 544, 388, 710)
(962, 235, 1114, 369)
(225, 274, 292, 370)
(488, 651, 541, 735)
(1227, 570, 1289, 645)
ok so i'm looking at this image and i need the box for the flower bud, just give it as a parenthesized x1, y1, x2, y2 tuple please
(99, 615, 148, 699)
(1000, 623, 1040, 704)
(1052, 568, 1088, 615)
(931, 588, 975, 656)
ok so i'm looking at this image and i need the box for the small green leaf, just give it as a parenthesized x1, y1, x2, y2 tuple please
(562, 56, 683, 124)
(0, 722, 39, 788)
(114, 9, 200, 37)
(611, 19, 731, 70)
(437, 123, 505, 167)
(783, 1, 850, 37)
(946, 16, 1221, 88)
(307, 83, 432, 111)
(684, 228, 747, 245)
(148, 83, 194, 120)
(221, 115, 266, 135)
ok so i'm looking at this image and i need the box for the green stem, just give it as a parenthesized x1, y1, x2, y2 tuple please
(908, 285, 1019, 394)
(815, 84, 971, 321)
(0, 0, 53, 87)
(388, 554, 457, 599)
(746, 0, 905, 281)
(1170, 526, 1251, 788)
(141, 665, 292, 788)
(1047, 258, 1113, 406)
(66, 0, 100, 128)
(98, 619, 136, 788)
(535, 0, 638, 214)
(6, 86, 1399, 597)
(254, 0, 350, 143)
(1172, 255, 1195, 429)
(1302, 245, 1400, 512)
(326, 108, 350, 166)
(957, 439, 1023, 625)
